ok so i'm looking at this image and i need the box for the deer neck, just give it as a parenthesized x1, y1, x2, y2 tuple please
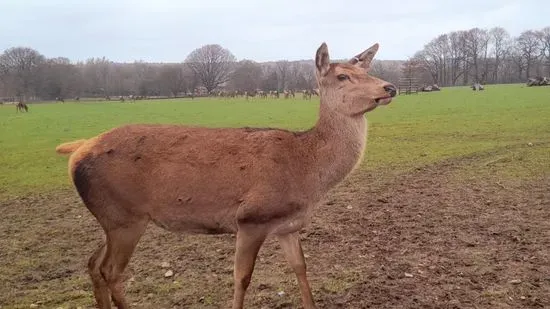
(307, 91, 368, 193)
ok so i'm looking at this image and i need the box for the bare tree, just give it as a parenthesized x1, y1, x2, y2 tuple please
(489, 27, 510, 83)
(229, 60, 263, 92)
(110, 63, 131, 96)
(406, 26, 545, 86)
(0, 47, 45, 100)
(158, 64, 186, 97)
(40, 57, 81, 99)
(464, 28, 490, 83)
(184, 64, 200, 94)
(414, 34, 453, 85)
(82, 57, 113, 97)
(539, 27, 550, 75)
(294, 63, 316, 90)
(276, 60, 290, 91)
(516, 30, 542, 78)
(287, 62, 308, 90)
(185, 44, 236, 93)
(448, 31, 467, 85)
(371, 60, 402, 85)
(302, 63, 316, 89)
(433, 34, 450, 85)
(415, 49, 438, 84)
(131, 60, 160, 96)
(510, 42, 528, 80)
(261, 70, 278, 91)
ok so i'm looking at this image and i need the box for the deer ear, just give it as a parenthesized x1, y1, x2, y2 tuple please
(315, 42, 330, 76)
(349, 43, 379, 69)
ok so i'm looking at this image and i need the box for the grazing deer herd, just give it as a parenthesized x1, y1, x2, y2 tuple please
(526, 76, 549, 87)
(55, 42, 396, 309)
(210, 88, 320, 100)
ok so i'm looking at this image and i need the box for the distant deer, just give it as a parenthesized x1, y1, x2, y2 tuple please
(245, 90, 256, 100)
(270, 90, 280, 98)
(55, 42, 396, 309)
(16, 101, 28, 112)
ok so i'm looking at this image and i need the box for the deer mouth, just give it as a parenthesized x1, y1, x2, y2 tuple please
(375, 96, 393, 105)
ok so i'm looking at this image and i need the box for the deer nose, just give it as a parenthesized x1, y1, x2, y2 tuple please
(384, 84, 397, 97)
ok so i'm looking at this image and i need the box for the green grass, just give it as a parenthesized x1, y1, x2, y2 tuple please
(1, 84, 549, 198)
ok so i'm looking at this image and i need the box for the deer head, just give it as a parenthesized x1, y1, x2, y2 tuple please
(315, 42, 396, 116)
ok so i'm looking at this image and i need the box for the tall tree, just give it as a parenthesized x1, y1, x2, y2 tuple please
(229, 60, 263, 92)
(489, 27, 510, 83)
(275, 60, 290, 91)
(158, 64, 187, 97)
(185, 44, 236, 93)
(516, 30, 542, 78)
(82, 57, 113, 96)
(464, 28, 489, 83)
(0, 47, 45, 100)
(448, 31, 467, 85)
(539, 27, 550, 75)
(302, 63, 316, 89)
(510, 42, 527, 80)
(261, 70, 278, 91)
(40, 57, 80, 99)
(415, 49, 438, 84)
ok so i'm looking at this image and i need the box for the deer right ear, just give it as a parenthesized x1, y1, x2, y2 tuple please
(315, 42, 330, 76)
(349, 43, 379, 71)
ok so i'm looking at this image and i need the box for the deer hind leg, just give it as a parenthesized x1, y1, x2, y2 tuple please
(99, 218, 148, 309)
(231, 225, 268, 309)
(88, 243, 111, 308)
(277, 232, 317, 309)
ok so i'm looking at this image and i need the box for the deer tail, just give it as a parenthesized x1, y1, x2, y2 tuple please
(55, 139, 87, 154)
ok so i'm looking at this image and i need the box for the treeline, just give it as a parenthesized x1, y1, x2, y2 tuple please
(2, 26, 548, 101)
(0, 44, 320, 101)
(410, 26, 550, 86)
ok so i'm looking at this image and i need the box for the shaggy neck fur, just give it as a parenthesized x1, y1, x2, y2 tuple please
(305, 89, 368, 193)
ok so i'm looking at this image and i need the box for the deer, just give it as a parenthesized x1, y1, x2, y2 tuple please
(54, 42, 396, 309)
(303, 89, 312, 100)
(16, 101, 28, 112)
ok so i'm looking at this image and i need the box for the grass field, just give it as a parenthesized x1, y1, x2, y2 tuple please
(0, 84, 549, 309)
(1, 84, 548, 198)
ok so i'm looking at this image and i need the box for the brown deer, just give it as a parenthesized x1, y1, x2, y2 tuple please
(16, 101, 28, 112)
(303, 89, 312, 100)
(55, 42, 396, 309)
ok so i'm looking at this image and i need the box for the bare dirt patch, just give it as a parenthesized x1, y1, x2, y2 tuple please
(1, 154, 548, 309)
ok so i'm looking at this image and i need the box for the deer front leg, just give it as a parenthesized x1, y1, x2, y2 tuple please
(231, 225, 267, 309)
(277, 232, 317, 309)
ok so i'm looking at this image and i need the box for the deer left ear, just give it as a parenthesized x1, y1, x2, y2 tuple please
(349, 43, 379, 70)
(315, 42, 330, 77)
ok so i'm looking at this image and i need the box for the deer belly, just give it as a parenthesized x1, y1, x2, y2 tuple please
(148, 202, 239, 234)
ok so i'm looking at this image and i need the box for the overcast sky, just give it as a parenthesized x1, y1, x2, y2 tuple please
(1, 0, 548, 63)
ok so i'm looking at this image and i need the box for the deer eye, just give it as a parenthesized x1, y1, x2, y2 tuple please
(337, 74, 350, 81)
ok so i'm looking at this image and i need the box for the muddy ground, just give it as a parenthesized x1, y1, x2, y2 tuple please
(1, 150, 549, 309)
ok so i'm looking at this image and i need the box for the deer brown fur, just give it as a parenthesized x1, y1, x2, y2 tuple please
(56, 42, 396, 309)
(16, 101, 28, 112)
